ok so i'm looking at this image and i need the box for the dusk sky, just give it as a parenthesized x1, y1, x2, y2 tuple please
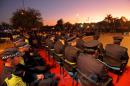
(0, 0, 130, 25)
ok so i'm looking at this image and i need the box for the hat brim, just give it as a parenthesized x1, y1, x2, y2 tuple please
(2, 51, 22, 60)
(103, 57, 121, 67)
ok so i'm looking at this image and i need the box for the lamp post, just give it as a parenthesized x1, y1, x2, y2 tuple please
(21, 0, 25, 15)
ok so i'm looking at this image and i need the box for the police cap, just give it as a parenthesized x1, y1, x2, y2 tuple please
(113, 35, 123, 40)
(84, 40, 100, 52)
(16, 42, 30, 48)
(13, 36, 24, 43)
(1, 48, 21, 60)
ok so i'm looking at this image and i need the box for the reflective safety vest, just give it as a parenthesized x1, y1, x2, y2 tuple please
(25, 39, 29, 44)
(5, 74, 26, 86)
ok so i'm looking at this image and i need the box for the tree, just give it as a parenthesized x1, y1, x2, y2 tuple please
(55, 19, 64, 31)
(104, 14, 113, 23)
(119, 16, 128, 26)
(10, 8, 43, 31)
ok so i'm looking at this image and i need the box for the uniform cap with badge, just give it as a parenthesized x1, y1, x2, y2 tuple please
(16, 42, 30, 49)
(13, 36, 25, 43)
(1, 48, 22, 60)
(113, 35, 123, 43)
(83, 40, 100, 53)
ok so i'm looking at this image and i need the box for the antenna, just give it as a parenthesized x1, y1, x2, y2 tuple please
(22, 0, 25, 10)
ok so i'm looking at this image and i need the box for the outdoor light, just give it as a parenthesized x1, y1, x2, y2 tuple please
(80, 24, 83, 28)
(21, 11, 24, 15)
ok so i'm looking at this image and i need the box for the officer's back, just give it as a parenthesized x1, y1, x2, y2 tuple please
(104, 35, 129, 67)
(77, 40, 111, 86)
(64, 44, 79, 62)
(78, 53, 105, 77)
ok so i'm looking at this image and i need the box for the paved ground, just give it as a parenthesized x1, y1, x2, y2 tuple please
(99, 33, 130, 66)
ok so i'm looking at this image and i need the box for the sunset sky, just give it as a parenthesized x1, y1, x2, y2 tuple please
(0, 0, 130, 25)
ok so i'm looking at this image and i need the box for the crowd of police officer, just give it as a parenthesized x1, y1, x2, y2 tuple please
(0, 28, 129, 86)
(0, 32, 59, 86)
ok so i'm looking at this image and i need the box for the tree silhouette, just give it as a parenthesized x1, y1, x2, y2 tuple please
(11, 8, 43, 31)
(55, 19, 64, 31)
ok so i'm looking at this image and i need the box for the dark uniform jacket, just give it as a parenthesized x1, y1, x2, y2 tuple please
(77, 53, 108, 86)
(104, 44, 129, 67)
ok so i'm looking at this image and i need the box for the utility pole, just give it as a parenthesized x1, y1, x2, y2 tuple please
(22, 0, 25, 10)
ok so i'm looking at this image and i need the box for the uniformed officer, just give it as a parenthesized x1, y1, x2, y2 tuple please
(16, 42, 32, 66)
(104, 35, 129, 70)
(13, 42, 57, 86)
(16, 42, 47, 70)
(63, 42, 80, 77)
(77, 40, 112, 86)
(0, 48, 26, 86)
(0, 47, 59, 86)
(13, 36, 28, 65)
(64, 43, 80, 63)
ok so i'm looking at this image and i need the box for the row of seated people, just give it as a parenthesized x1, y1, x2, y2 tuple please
(0, 35, 59, 86)
(1, 30, 128, 86)
(42, 31, 129, 86)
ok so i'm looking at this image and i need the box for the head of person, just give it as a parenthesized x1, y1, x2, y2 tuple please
(113, 35, 123, 45)
(16, 42, 31, 53)
(13, 36, 25, 46)
(0, 48, 22, 66)
(83, 40, 100, 56)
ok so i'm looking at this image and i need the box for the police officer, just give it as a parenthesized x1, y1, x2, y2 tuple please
(16, 42, 48, 71)
(16, 42, 59, 85)
(104, 35, 129, 70)
(16, 42, 34, 66)
(77, 40, 112, 86)
(0, 48, 26, 86)
(63, 42, 80, 77)
(64, 42, 80, 64)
